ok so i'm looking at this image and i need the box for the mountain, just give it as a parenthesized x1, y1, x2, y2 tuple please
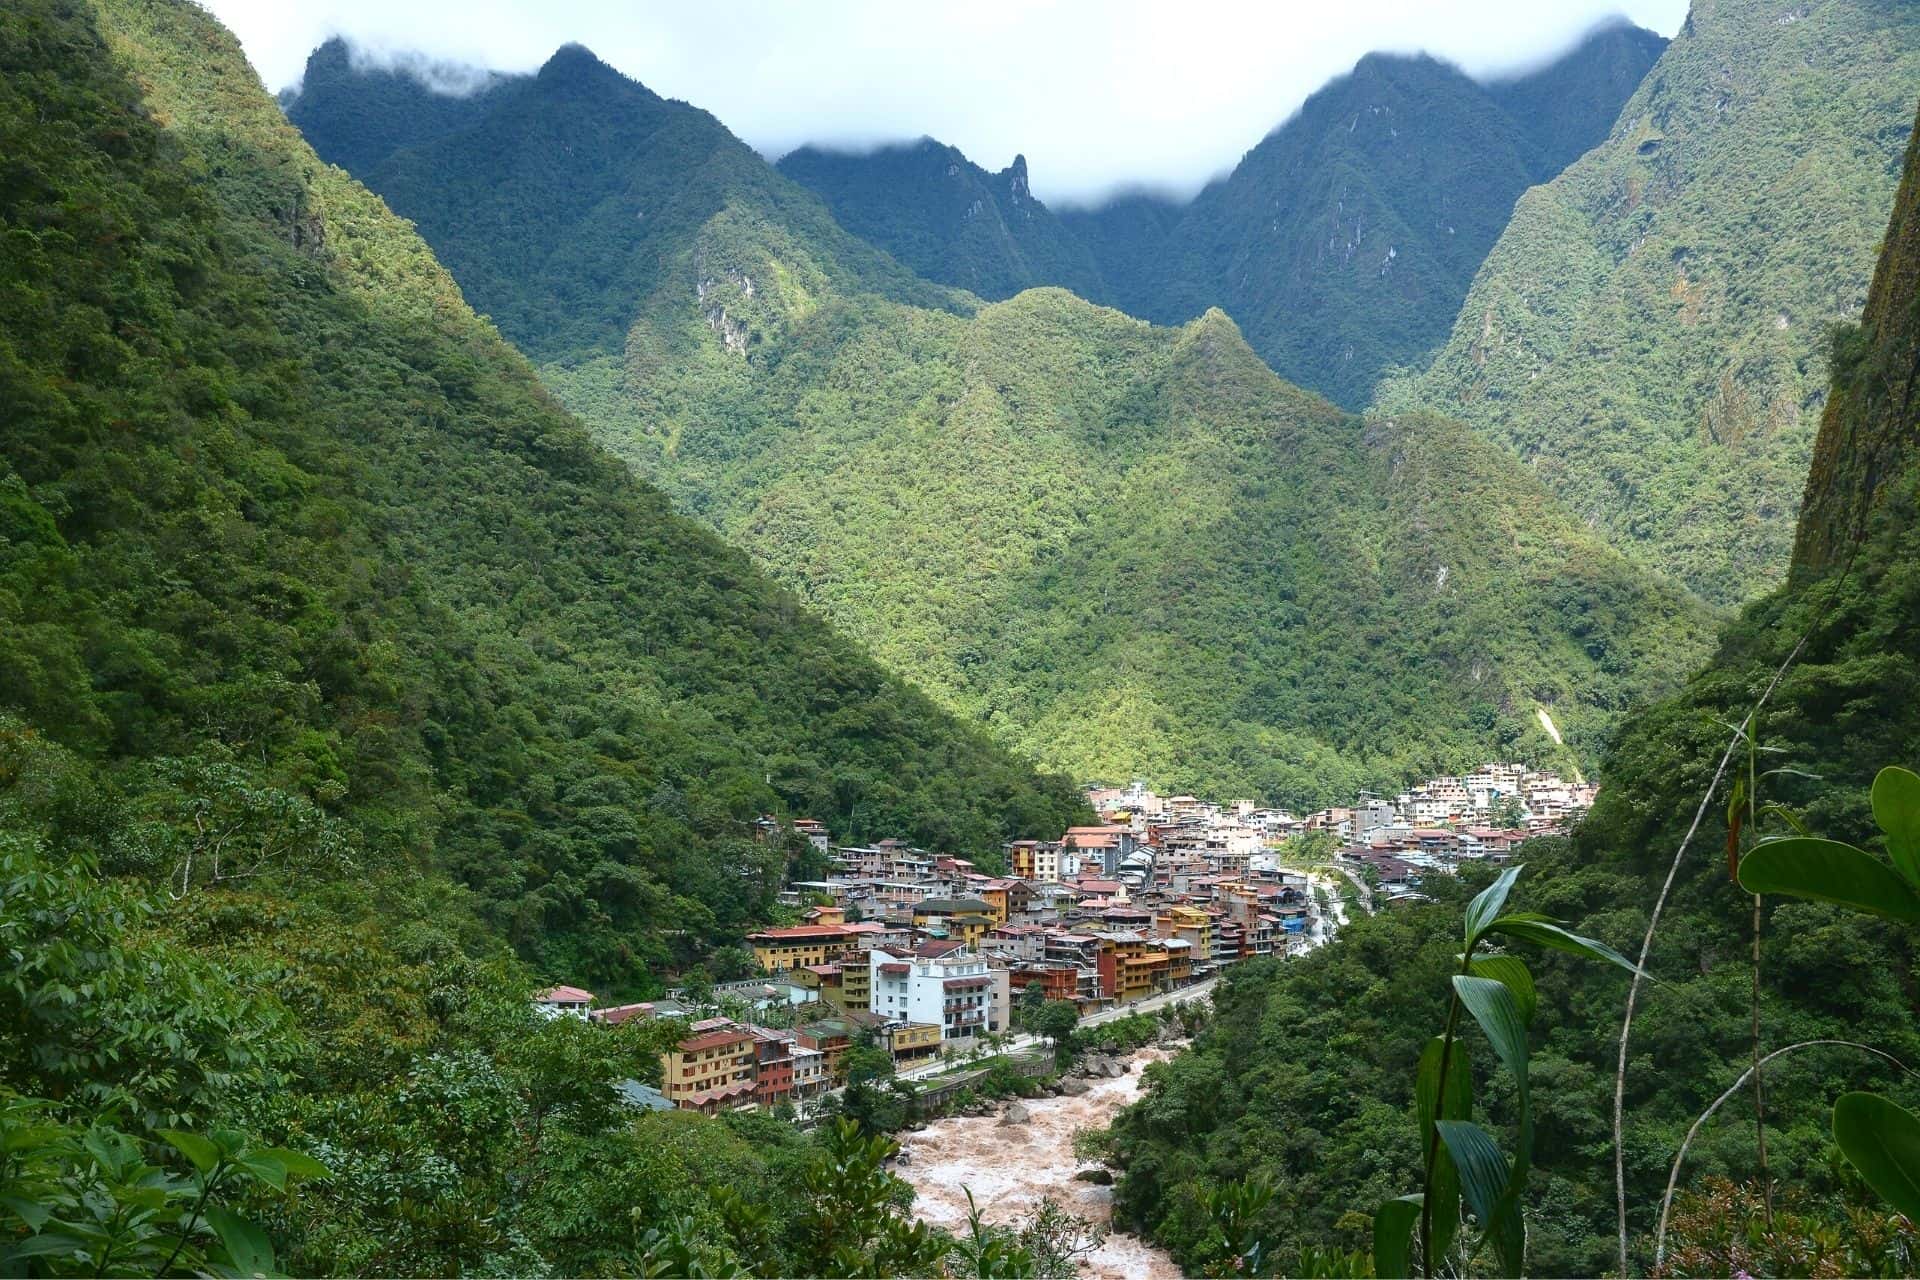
(1381, 0, 1920, 606)
(283, 41, 961, 365)
(1054, 20, 1668, 409)
(771, 24, 1663, 411)
(274, 36, 513, 175)
(1, 0, 1085, 1004)
(1110, 94, 1920, 1278)
(279, 35, 1718, 805)
(776, 140, 1107, 301)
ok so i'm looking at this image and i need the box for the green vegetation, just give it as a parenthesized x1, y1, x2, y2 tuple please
(1108, 94, 1920, 1278)
(1062, 23, 1665, 410)
(3, 0, 1082, 997)
(291, 33, 1711, 804)
(778, 141, 1106, 301)
(589, 290, 1712, 805)
(283, 40, 962, 368)
(0, 0, 1099, 1272)
(776, 25, 1663, 412)
(1380, 0, 1920, 604)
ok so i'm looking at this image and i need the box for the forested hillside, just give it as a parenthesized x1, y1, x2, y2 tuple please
(282, 37, 1717, 806)
(773, 23, 1662, 411)
(283, 41, 962, 366)
(586, 289, 1715, 806)
(777, 141, 1107, 301)
(1058, 20, 1665, 409)
(1382, 0, 1920, 605)
(0, 0, 1083, 1002)
(1111, 95, 1920, 1277)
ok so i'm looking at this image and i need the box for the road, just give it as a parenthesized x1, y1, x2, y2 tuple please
(885, 976, 1221, 1084)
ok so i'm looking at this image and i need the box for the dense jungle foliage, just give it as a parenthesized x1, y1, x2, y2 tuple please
(1064, 22, 1667, 412)
(290, 43, 1718, 806)
(1381, 0, 1920, 606)
(776, 24, 1663, 413)
(1110, 94, 1920, 1277)
(777, 143, 1107, 303)
(0, 0, 1083, 999)
(577, 290, 1715, 807)
(283, 41, 962, 367)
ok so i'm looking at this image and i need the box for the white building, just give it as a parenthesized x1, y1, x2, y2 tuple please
(868, 945, 994, 1041)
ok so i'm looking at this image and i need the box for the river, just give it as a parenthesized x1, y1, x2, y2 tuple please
(895, 1047, 1183, 1279)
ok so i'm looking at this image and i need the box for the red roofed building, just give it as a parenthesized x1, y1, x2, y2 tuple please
(748, 924, 855, 973)
(661, 1022, 758, 1113)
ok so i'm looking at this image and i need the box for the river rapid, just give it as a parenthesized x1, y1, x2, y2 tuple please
(895, 1046, 1183, 1279)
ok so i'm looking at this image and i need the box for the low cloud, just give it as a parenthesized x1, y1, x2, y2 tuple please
(220, 0, 1689, 205)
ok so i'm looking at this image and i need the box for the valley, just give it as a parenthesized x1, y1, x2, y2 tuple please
(4, 0, 1920, 1276)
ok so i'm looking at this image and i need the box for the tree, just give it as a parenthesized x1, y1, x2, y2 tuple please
(1032, 1001, 1080, 1068)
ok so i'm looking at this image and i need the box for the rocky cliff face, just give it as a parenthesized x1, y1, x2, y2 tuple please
(1793, 99, 1920, 582)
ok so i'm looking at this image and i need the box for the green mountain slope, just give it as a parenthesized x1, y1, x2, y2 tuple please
(277, 38, 1718, 805)
(776, 141, 1108, 301)
(1057, 22, 1665, 409)
(1381, 0, 1920, 606)
(0, 0, 1084, 1004)
(1111, 96, 1920, 1278)
(275, 35, 513, 176)
(283, 41, 962, 365)
(601, 290, 1714, 805)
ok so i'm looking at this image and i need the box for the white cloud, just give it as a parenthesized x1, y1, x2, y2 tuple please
(203, 0, 1690, 204)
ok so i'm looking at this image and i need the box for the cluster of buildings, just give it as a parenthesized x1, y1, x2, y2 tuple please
(533, 763, 1590, 1117)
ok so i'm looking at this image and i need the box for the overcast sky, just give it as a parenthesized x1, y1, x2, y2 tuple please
(204, 0, 1690, 206)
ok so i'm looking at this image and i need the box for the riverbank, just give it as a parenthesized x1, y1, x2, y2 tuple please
(895, 1045, 1181, 1280)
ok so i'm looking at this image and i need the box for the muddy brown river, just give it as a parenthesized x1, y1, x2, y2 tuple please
(896, 1047, 1183, 1279)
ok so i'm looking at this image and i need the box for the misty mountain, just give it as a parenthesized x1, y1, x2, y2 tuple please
(1382, 0, 1920, 604)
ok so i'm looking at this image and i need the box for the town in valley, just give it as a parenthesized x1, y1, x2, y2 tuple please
(537, 761, 1596, 1116)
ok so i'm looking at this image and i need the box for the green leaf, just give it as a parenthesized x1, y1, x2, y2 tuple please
(1468, 954, 1536, 1026)
(1452, 976, 1529, 1099)
(1833, 1092, 1920, 1222)
(1372, 1194, 1421, 1280)
(1873, 766, 1920, 885)
(1737, 838, 1920, 923)
(206, 1205, 280, 1278)
(1463, 864, 1523, 947)
(234, 1152, 287, 1190)
(259, 1147, 328, 1182)
(0, 1193, 51, 1231)
(1486, 1199, 1527, 1280)
(1434, 1121, 1509, 1228)
(1414, 1036, 1470, 1265)
(159, 1129, 220, 1176)
(1487, 916, 1646, 975)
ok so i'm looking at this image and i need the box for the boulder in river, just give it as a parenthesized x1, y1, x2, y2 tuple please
(1060, 1077, 1091, 1096)
(1073, 1167, 1115, 1185)
(998, 1102, 1031, 1126)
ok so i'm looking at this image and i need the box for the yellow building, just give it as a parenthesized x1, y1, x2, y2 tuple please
(976, 883, 1010, 924)
(913, 898, 994, 947)
(1107, 935, 1171, 1003)
(1156, 905, 1214, 960)
(661, 1023, 758, 1113)
(887, 1022, 942, 1067)
(748, 925, 853, 973)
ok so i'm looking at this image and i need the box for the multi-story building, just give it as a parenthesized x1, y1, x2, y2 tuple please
(751, 1031, 793, 1110)
(1095, 932, 1171, 1003)
(912, 898, 995, 946)
(790, 1044, 828, 1098)
(869, 944, 994, 1041)
(1004, 839, 1066, 883)
(1155, 905, 1214, 969)
(748, 924, 854, 973)
(661, 1022, 758, 1113)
